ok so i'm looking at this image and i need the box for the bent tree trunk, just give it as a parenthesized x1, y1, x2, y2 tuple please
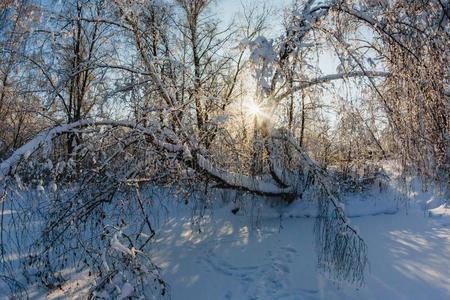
(0, 119, 368, 285)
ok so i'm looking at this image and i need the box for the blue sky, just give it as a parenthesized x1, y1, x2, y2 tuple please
(214, 0, 291, 33)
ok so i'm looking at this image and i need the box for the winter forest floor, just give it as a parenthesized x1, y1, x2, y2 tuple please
(1, 172, 450, 300)
(142, 188, 450, 300)
(151, 210, 450, 300)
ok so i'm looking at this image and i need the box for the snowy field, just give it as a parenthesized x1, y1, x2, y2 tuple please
(1, 177, 449, 300)
(154, 211, 450, 300)
(148, 195, 450, 300)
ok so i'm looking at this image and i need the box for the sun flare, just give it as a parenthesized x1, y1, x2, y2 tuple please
(244, 100, 264, 117)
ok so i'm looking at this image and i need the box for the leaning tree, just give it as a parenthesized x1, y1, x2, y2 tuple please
(0, 0, 448, 298)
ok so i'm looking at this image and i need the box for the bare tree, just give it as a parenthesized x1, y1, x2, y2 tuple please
(1, 0, 448, 297)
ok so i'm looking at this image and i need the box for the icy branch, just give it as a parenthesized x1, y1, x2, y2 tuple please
(274, 71, 390, 102)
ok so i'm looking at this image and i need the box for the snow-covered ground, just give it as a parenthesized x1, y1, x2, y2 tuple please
(148, 196, 450, 300)
(1, 176, 449, 300)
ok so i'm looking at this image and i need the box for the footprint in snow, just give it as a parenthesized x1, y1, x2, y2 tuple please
(200, 245, 314, 299)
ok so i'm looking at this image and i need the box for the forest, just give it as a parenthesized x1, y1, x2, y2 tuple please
(0, 0, 449, 299)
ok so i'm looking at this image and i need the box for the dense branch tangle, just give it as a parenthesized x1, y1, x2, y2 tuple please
(0, 114, 367, 285)
(7, 0, 444, 293)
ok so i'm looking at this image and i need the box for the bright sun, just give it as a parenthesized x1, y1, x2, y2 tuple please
(244, 100, 263, 117)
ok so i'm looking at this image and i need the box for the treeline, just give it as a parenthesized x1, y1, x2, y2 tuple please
(0, 0, 449, 297)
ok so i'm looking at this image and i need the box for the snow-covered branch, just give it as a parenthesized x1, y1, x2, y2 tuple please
(0, 120, 182, 181)
(274, 71, 390, 102)
(197, 154, 295, 197)
(0, 120, 296, 198)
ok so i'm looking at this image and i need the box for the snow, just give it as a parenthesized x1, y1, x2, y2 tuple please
(274, 71, 390, 103)
(197, 154, 294, 195)
(145, 200, 450, 300)
(1, 173, 450, 299)
(111, 233, 136, 257)
(118, 282, 134, 300)
(429, 205, 450, 227)
(36, 184, 44, 193)
(429, 205, 450, 217)
(0, 119, 183, 183)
